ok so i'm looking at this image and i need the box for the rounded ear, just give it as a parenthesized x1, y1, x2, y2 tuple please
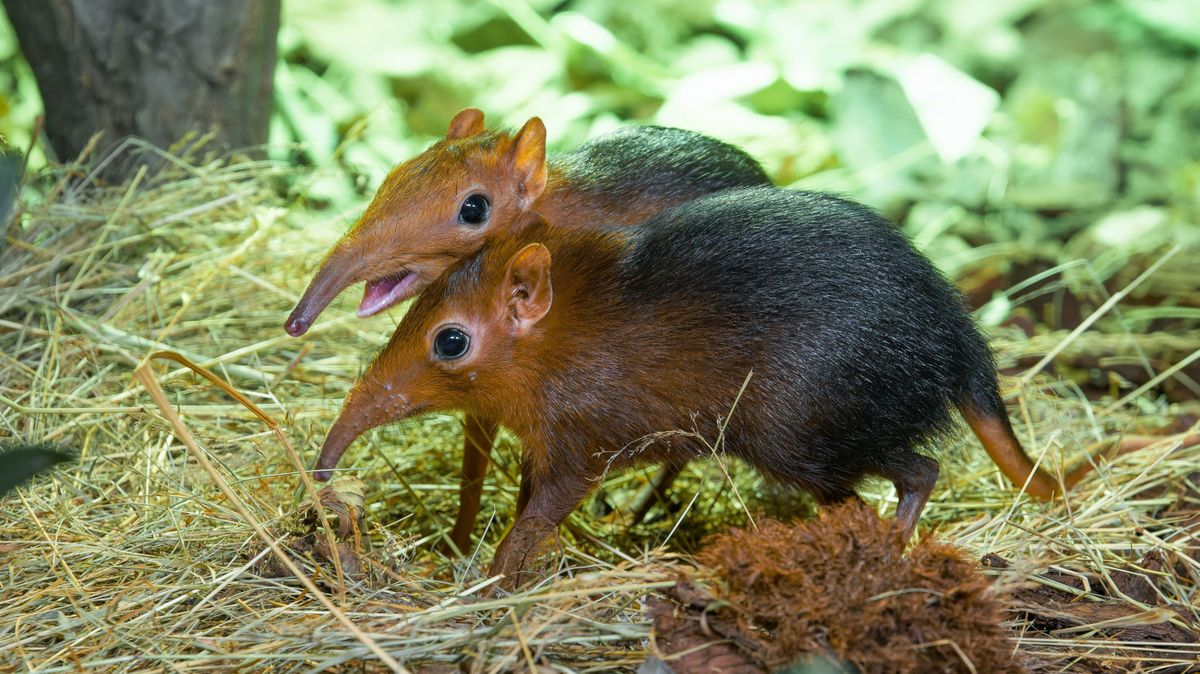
(501, 243, 552, 334)
(447, 108, 485, 139)
(509, 117, 547, 207)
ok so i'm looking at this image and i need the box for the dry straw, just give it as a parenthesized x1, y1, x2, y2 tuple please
(1, 143, 1198, 672)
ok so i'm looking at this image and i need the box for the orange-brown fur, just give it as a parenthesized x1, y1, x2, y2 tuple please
(316, 184, 1189, 589)
(285, 109, 767, 334)
(316, 219, 739, 584)
(286, 115, 545, 330)
(293, 109, 771, 553)
(313, 206, 968, 586)
(304, 111, 1178, 582)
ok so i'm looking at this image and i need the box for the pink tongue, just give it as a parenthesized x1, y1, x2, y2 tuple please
(358, 272, 417, 317)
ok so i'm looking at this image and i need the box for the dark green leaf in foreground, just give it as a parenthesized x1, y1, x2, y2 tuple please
(0, 145, 23, 245)
(0, 442, 73, 497)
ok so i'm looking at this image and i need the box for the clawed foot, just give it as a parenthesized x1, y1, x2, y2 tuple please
(488, 516, 560, 591)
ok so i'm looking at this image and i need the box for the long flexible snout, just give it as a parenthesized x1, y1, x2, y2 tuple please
(285, 244, 364, 336)
(312, 378, 414, 481)
(313, 412, 363, 481)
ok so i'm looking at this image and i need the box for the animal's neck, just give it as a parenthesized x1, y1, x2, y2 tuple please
(535, 159, 574, 222)
(535, 159, 663, 228)
(479, 222, 630, 461)
(494, 221, 760, 465)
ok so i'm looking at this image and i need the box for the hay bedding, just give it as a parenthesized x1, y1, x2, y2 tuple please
(1, 148, 1198, 672)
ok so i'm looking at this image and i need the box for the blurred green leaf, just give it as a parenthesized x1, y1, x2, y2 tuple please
(451, 11, 536, 53)
(893, 54, 999, 163)
(1089, 207, 1170, 250)
(977, 294, 1014, 327)
(827, 67, 931, 210)
(668, 61, 777, 105)
(1119, 0, 1200, 47)
(741, 78, 826, 118)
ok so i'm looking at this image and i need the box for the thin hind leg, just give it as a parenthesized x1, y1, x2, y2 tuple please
(622, 463, 683, 527)
(878, 453, 939, 540)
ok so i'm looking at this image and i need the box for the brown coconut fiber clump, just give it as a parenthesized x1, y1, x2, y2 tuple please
(690, 501, 1026, 674)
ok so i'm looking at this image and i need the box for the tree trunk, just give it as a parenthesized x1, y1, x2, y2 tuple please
(2, 0, 279, 175)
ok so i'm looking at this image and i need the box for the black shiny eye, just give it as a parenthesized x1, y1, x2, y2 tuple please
(434, 327, 470, 360)
(458, 194, 490, 225)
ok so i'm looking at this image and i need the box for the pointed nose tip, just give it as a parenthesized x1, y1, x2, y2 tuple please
(284, 315, 310, 337)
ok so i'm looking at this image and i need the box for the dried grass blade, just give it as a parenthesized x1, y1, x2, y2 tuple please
(132, 358, 409, 673)
(141, 349, 346, 595)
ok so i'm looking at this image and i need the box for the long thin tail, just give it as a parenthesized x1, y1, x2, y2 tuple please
(959, 403, 1059, 500)
(960, 402, 1199, 499)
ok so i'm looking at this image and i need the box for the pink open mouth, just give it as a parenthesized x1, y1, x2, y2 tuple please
(358, 271, 420, 317)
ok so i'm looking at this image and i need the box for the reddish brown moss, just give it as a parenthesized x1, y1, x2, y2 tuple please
(691, 502, 1026, 674)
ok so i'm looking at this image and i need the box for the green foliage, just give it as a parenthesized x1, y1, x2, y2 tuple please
(266, 0, 1199, 334)
(1, 0, 1196, 324)
(0, 12, 41, 169)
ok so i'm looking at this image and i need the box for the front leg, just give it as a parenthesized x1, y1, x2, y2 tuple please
(623, 463, 683, 526)
(489, 464, 595, 590)
(447, 414, 498, 555)
(515, 470, 532, 518)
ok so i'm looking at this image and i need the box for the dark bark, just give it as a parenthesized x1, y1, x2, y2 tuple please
(2, 0, 279, 174)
